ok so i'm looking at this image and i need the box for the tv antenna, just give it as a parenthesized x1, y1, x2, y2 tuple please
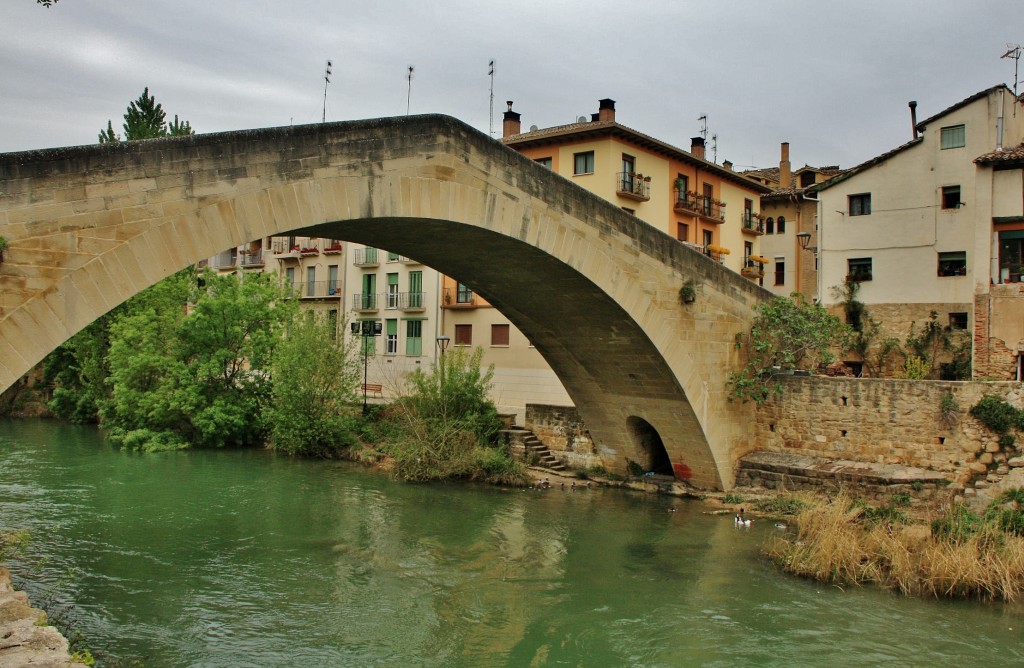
(322, 59, 332, 124)
(406, 65, 415, 115)
(1002, 44, 1022, 98)
(698, 114, 708, 141)
(488, 60, 496, 137)
(711, 133, 718, 164)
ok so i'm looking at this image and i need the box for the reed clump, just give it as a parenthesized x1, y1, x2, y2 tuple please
(764, 490, 1024, 601)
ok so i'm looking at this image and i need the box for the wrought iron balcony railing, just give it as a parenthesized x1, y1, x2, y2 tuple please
(615, 172, 650, 201)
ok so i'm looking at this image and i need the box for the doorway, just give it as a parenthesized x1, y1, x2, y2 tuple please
(627, 416, 673, 475)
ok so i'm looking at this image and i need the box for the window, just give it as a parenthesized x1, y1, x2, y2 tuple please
(776, 216, 786, 234)
(407, 271, 423, 308)
(676, 222, 689, 242)
(306, 266, 316, 296)
(800, 171, 816, 188)
(405, 320, 423, 356)
(849, 193, 871, 216)
(456, 282, 473, 304)
(1000, 231, 1024, 283)
(702, 229, 713, 248)
(622, 207, 635, 215)
(942, 185, 961, 209)
(454, 324, 472, 345)
(937, 251, 967, 277)
(386, 273, 399, 308)
(573, 151, 594, 175)
(360, 273, 376, 309)
(948, 312, 968, 330)
(675, 173, 689, 197)
(385, 319, 398, 354)
(620, 154, 635, 191)
(774, 258, 785, 286)
(387, 251, 399, 262)
(535, 157, 552, 169)
(847, 257, 873, 282)
(765, 217, 774, 234)
(941, 124, 966, 150)
(491, 324, 510, 346)
(327, 265, 339, 295)
(285, 267, 295, 287)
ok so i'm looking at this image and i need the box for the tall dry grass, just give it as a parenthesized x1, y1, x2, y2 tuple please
(764, 492, 1024, 601)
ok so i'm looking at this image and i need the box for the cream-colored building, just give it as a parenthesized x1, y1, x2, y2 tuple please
(815, 85, 1024, 379)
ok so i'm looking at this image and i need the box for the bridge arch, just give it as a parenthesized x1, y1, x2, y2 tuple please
(0, 115, 768, 489)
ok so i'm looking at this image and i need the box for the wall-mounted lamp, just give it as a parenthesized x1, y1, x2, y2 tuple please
(796, 231, 817, 253)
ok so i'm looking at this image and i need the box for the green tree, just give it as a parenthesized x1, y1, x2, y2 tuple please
(729, 293, 852, 404)
(98, 87, 194, 143)
(103, 270, 296, 451)
(269, 312, 362, 457)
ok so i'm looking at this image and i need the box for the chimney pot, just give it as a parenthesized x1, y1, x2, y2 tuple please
(690, 137, 706, 160)
(909, 101, 919, 140)
(502, 102, 522, 138)
(780, 142, 792, 188)
(598, 98, 616, 122)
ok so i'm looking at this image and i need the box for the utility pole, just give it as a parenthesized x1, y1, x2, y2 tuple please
(322, 60, 332, 124)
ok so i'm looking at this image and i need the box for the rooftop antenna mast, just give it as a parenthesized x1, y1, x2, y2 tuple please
(322, 60, 332, 124)
(711, 133, 718, 164)
(698, 114, 708, 141)
(406, 65, 415, 116)
(1001, 44, 1022, 98)
(488, 60, 496, 137)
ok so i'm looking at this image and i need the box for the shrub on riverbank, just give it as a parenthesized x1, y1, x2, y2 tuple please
(764, 491, 1024, 601)
(379, 347, 525, 485)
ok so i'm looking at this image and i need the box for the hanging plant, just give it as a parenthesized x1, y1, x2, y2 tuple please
(679, 279, 697, 305)
(749, 255, 770, 265)
(706, 244, 731, 255)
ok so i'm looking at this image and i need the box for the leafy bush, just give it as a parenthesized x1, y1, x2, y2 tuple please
(753, 495, 807, 516)
(729, 294, 852, 404)
(722, 493, 744, 505)
(970, 395, 1022, 435)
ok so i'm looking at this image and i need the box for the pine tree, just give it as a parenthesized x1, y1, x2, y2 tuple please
(97, 88, 195, 143)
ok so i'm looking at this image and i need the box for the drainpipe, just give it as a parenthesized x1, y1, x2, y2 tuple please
(997, 88, 1006, 150)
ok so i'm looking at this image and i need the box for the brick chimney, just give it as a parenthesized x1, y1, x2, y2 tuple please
(691, 137, 705, 160)
(502, 101, 521, 138)
(598, 98, 616, 122)
(723, 160, 733, 171)
(780, 142, 792, 188)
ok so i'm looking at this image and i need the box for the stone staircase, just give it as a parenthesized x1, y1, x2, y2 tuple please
(523, 432, 565, 472)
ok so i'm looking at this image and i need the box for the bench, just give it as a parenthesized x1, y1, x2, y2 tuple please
(360, 383, 383, 397)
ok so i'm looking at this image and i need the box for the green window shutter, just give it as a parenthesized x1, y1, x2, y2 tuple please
(405, 320, 422, 356)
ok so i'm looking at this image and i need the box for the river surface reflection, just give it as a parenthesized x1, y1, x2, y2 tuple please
(1, 418, 1022, 666)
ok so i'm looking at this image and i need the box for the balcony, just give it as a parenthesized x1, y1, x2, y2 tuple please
(741, 257, 767, 279)
(322, 241, 343, 255)
(397, 292, 426, 311)
(704, 244, 730, 264)
(616, 172, 650, 202)
(442, 287, 477, 308)
(741, 213, 765, 235)
(239, 250, 264, 268)
(211, 250, 237, 270)
(354, 248, 379, 267)
(297, 281, 341, 299)
(299, 243, 319, 257)
(399, 255, 422, 265)
(674, 192, 725, 223)
(352, 293, 378, 311)
(271, 239, 299, 259)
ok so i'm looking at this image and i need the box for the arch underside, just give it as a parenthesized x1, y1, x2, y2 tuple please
(298, 217, 718, 486)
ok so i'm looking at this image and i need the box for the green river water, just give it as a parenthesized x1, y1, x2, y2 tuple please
(1, 418, 1022, 667)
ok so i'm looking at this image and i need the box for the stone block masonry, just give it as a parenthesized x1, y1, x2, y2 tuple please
(524, 404, 598, 470)
(753, 377, 1024, 489)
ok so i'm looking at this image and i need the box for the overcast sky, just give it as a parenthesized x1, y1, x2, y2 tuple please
(2, 0, 1022, 171)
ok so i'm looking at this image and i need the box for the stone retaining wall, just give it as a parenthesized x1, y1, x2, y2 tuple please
(754, 377, 1024, 489)
(524, 404, 597, 470)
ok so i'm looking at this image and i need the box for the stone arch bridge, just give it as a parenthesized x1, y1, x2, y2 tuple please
(0, 115, 769, 489)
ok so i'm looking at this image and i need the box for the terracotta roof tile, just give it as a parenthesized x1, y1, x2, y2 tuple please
(975, 141, 1024, 165)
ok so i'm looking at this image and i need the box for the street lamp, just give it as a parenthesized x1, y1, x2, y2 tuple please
(351, 320, 382, 415)
(435, 335, 450, 356)
(796, 231, 816, 252)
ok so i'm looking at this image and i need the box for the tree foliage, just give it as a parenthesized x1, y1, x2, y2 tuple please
(98, 87, 194, 143)
(102, 270, 296, 451)
(268, 312, 362, 456)
(729, 293, 852, 403)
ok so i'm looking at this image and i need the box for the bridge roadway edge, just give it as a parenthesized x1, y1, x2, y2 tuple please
(0, 114, 771, 489)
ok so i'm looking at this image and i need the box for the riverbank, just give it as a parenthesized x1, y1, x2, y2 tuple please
(0, 566, 74, 667)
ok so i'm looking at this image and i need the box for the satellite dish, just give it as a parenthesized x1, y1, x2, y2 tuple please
(529, 125, 538, 132)
(577, 116, 587, 123)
